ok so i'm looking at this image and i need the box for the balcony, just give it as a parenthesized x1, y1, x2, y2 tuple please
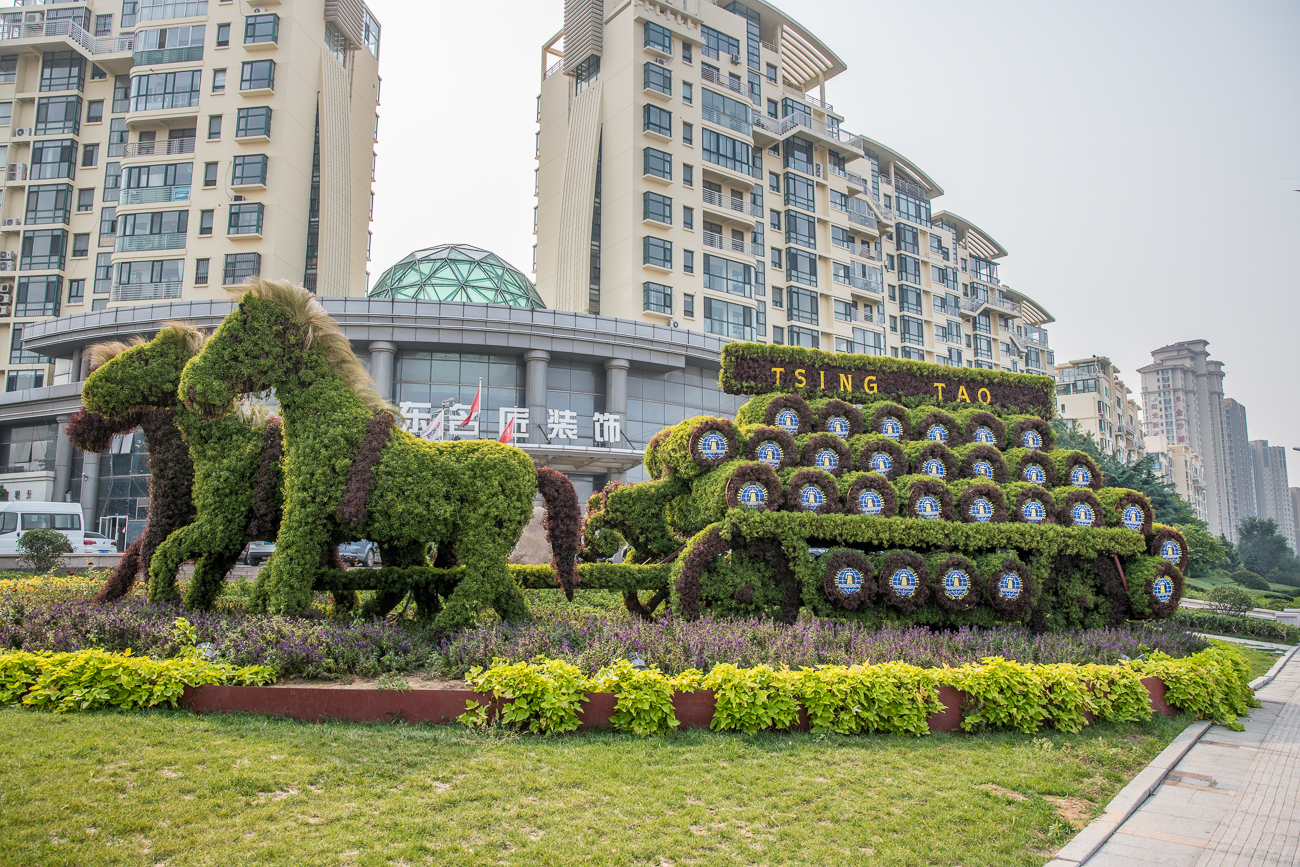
(121, 138, 196, 160)
(782, 83, 833, 114)
(700, 66, 745, 97)
(115, 233, 187, 253)
(133, 46, 204, 66)
(0, 20, 134, 69)
(962, 293, 1022, 318)
(1025, 326, 1050, 347)
(701, 188, 761, 218)
(702, 230, 762, 259)
(700, 107, 752, 139)
(832, 271, 882, 295)
(830, 237, 879, 261)
(120, 185, 191, 205)
(111, 281, 183, 302)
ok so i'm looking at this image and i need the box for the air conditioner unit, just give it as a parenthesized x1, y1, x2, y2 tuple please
(3, 218, 18, 227)
(0, 262, 13, 272)
(670, 319, 680, 328)
(13, 128, 30, 137)
(0, 305, 9, 317)
(653, 57, 668, 66)
(232, 194, 245, 202)
(252, 6, 266, 11)
(0, 250, 15, 260)
(814, 163, 823, 178)
(730, 54, 741, 65)
(6, 163, 26, 182)
(0, 292, 10, 304)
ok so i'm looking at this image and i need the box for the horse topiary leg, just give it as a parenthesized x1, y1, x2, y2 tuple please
(260, 502, 331, 615)
(185, 548, 241, 611)
(434, 525, 526, 630)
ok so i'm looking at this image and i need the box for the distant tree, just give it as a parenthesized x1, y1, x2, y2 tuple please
(1236, 516, 1294, 576)
(1230, 569, 1269, 591)
(1050, 420, 1196, 526)
(0, 483, 8, 501)
(1179, 522, 1226, 578)
(1206, 584, 1254, 615)
(17, 528, 74, 574)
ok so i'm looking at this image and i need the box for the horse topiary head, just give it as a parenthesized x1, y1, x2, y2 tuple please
(180, 278, 392, 420)
(81, 323, 205, 420)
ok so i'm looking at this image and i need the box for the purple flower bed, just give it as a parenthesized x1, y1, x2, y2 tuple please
(2, 594, 1208, 680)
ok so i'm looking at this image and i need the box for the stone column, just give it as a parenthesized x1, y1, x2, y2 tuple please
(80, 451, 101, 529)
(524, 349, 550, 442)
(603, 358, 630, 483)
(52, 413, 74, 502)
(368, 340, 397, 403)
(78, 350, 92, 382)
(70, 348, 82, 382)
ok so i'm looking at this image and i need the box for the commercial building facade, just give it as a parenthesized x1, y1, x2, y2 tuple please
(1055, 355, 1143, 462)
(0, 0, 381, 396)
(533, 0, 1055, 375)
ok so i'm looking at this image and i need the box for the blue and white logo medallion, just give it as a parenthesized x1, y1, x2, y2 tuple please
(815, 449, 839, 471)
(756, 442, 783, 469)
(827, 416, 851, 439)
(891, 568, 918, 597)
(699, 432, 728, 461)
(1021, 429, 1043, 449)
(835, 567, 863, 595)
(973, 460, 994, 479)
(1022, 500, 1047, 523)
(1023, 464, 1047, 485)
(880, 418, 903, 440)
(739, 484, 767, 508)
(974, 427, 997, 446)
(858, 489, 884, 515)
(970, 497, 994, 522)
(1122, 505, 1145, 531)
(922, 458, 946, 478)
(1070, 502, 1096, 527)
(775, 409, 801, 435)
(1159, 540, 1182, 564)
(999, 572, 1022, 601)
(1070, 466, 1092, 487)
(1153, 576, 1174, 604)
(916, 496, 942, 519)
(869, 452, 893, 474)
(943, 569, 970, 600)
(927, 425, 948, 443)
(799, 485, 825, 511)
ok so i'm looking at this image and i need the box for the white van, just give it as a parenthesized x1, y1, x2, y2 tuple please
(0, 501, 88, 555)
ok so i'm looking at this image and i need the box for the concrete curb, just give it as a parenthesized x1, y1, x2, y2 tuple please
(1043, 718, 1213, 867)
(1249, 644, 1299, 690)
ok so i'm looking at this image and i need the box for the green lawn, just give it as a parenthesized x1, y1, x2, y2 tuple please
(0, 708, 1193, 867)
(1231, 644, 1285, 680)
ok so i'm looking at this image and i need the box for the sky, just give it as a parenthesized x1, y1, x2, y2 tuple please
(363, 0, 1300, 486)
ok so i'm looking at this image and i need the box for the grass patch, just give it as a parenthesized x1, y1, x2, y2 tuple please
(0, 707, 1191, 866)
(1223, 643, 1284, 680)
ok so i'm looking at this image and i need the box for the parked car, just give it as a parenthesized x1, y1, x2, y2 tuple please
(337, 539, 378, 568)
(80, 531, 119, 554)
(241, 540, 275, 566)
(0, 502, 88, 555)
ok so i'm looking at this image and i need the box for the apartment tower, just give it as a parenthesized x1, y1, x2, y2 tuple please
(1249, 440, 1298, 553)
(0, 0, 381, 394)
(1055, 355, 1144, 462)
(534, 0, 1056, 373)
(1220, 396, 1255, 542)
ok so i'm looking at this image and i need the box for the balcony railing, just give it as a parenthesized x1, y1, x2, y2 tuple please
(0, 20, 133, 54)
(831, 271, 882, 295)
(701, 187, 761, 218)
(830, 237, 879, 261)
(702, 230, 762, 258)
(701, 107, 752, 138)
(111, 281, 183, 302)
(891, 174, 933, 201)
(544, 58, 562, 78)
(700, 65, 744, 96)
(120, 185, 191, 205)
(846, 210, 876, 230)
(121, 138, 196, 158)
(133, 45, 203, 66)
(962, 293, 1021, 317)
(115, 232, 187, 253)
(782, 82, 832, 113)
(1025, 326, 1050, 347)
(139, 1, 208, 22)
(750, 111, 798, 138)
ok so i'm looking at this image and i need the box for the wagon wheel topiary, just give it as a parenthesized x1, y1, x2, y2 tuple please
(868, 402, 913, 441)
(928, 553, 985, 613)
(906, 441, 958, 482)
(642, 428, 673, 479)
(959, 409, 1007, 449)
(743, 425, 797, 471)
(800, 433, 854, 476)
(844, 473, 898, 517)
(954, 482, 1008, 524)
(814, 399, 863, 439)
(876, 550, 930, 613)
(1054, 450, 1104, 491)
(1006, 448, 1059, 487)
(895, 476, 956, 522)
(1010, 417, 1054, 451)
(1054, 488, 1105, 529)
(1149, 525, 1191, 572)
(855, 436, 907, 480)
(956, 443, 1008, 483)
(1097, 487, 1154, 534)
(821, 549, 877, 610)
(785, 469, 841, 514)
(912, 408, 963, 447)
(721, 462, 783, 512)
(1125, 556, 1184, 619)
(977, 553, 1034, 618)
(1006, 483, 1057, 526)
(763, 393, 814, 436)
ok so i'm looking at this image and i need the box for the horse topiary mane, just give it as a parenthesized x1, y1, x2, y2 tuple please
(227, 279, 397, 418)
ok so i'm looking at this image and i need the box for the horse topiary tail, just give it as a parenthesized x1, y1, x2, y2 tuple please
(536, 467, 581, 600)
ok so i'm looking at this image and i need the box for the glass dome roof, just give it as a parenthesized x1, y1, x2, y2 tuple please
(369, 244, 546, 308)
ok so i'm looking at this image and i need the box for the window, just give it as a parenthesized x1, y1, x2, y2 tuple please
(702, 128, 752, 175)
(786, 247, 816, 286)
(111, 75, 131, 113)
(129, 70, 202, 111)
(683, 164, 693, 187)
(123, 162, 193, 192)
(700, 25, 740, 61)
(16, 276, 62, 317)
(787, 286, 818, 325)
(702, 87, 751, 129)
(643, 236, 672, 269)
(896, 191, 930, 226)
(93, 252, 113, 294)
(98, 207, 117, 244)
(77, 189, 95, 213)
(899, 284, 921, 315)
(788, 326, 818, 349)
(194, 257, 209, 285)
(683, 207, 693, 230)
(702, 254, 752, 297)
(768, 171, 780, 193)
(0, 55, 14, 85)
(71, 233, 89, 258)
(900, 315, 924, 346)
(68, 278, 86, 303)
(9, 324, 48, 365)
(783, 172, 814, 211)
(644, 21, 672, 54)
(766, 62, 777, 83)
(235, 106, 271, 138)
(81, 144, 99, 168)
(216, 22, 230, 47)
(40, 52, 84, 93)
(29, 139, 76, 181)
(0, 102, 10, 129)
(203, 162, 218, 187)
(682, 43, 692, 63)
(207, 114, 222, 139)
(644, 62, 671, 96)
(897, 254, 921, 286)
(784, 137, 814, 174)
(231, 154, 267, 186)
(227, 203, 262, 235)
(643, 104, 672, 137)
(771, 286, 783, 309)
(704, 297, 754, 340)
(643, 191, 672, 225)
(643, 147, 671, 180)
(118, 210, 188, 240)
(106, 119, 128, 158)
(682, 122, 693, 146)
(683, 250, 694, 273)
(895, 223, 919, 254)
(683, 293, 695, 317)
(770, 248, 782, 269)
(212, 68, 226, 93)
(223, 251, 261, 284)
(114, 258, 183, 289)
(95, 13, 115, 35)
(5, 370, 44, 391)
(25, 185, 73, 225)
(244, 13, 278, 45)
(239, 60, 275, 91)
(199, 209, 214, 235)
(135, 23, 206, 62)
(643, 281, 672, 314)
(784, 210, 815, 249)
(682, 82, 692, 105)
(35, 96, 81, 136)
(363, 7, 380, 57)
(769, 209, 780, 230)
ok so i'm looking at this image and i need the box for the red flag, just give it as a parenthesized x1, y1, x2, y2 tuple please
(498, 413, 515, 444)
(459, 381, 481, 428)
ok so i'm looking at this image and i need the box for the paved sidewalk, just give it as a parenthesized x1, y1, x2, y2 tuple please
(1047, 647, 1300, 867)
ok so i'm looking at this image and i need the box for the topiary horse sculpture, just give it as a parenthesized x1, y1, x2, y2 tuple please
(78, 324, 287, 610)
(178, 279, 581, 629)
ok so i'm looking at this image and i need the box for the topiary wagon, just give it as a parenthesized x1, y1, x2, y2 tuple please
(582, 343, 1186, 629)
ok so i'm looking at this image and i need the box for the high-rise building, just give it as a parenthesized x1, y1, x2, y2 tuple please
(1055, 356, 1144, 462)
(1219, 397, 1255, 542)
(1144, 433, 1207, 522)
(1292, 489, 1300, 554)
(0, 0, 381, 393)
(533, 0, 1056, 373)
(1138, 340, 1228, 535)
(1250, 440, 1298, 553)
